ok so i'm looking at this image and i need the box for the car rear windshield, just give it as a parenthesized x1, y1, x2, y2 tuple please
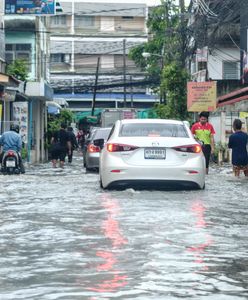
(119, 123, 189, 138)
(93, 129, 111, 140)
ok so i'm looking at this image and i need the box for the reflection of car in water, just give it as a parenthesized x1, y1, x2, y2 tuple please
(83, 127, 111, 171)
(98, 119, 206, 190)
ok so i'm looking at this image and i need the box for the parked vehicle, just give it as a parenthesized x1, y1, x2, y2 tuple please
(97, 119, 206, 190)
(1, 150, 22, 175)
(82, 127, 98, 163)
(83, 127, 112, 171)
(100, 109, 137, 128)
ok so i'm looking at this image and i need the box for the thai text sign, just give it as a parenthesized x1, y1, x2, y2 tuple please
(5, 0, 55, 15)
(187, 81, 217, 112)
(240, 112, 248, 118)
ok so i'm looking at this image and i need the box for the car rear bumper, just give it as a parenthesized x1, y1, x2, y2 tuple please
(101, 164, 205, 190)
(85, 154, 100, 169)
(106, 179, 202, 190)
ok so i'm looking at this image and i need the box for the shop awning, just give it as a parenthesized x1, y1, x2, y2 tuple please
(217, 86, 248, 111)
(0, 72, 20, 87)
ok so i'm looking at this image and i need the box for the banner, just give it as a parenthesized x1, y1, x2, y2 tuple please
(13, 102, 28, 143)
(187, 81, 217, 112)
(5, 0, 55, 15)
(240, 112, 248, 118)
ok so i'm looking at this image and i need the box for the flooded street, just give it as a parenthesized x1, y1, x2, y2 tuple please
(0, 156, 248, 299)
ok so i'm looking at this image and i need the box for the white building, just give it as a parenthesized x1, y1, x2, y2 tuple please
(49, 1, 157, 111)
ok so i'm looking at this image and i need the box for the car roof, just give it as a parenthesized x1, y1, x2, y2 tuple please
(118, 119, 184, 125)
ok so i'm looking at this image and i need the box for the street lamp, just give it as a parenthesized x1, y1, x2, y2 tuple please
(142, 52, 165, 104)
(142, 52, 163, 59)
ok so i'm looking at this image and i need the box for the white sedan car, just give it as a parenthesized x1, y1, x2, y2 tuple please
(98, 119, 206, 190)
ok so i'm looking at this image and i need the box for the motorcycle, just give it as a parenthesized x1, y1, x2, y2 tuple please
(1, 150, 23, 175)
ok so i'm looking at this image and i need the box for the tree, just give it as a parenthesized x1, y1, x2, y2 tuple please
(129, 0, 190, 120)
(6, 59, 29, 81)
(154, 63, 189, 120)
(46, 109, 74, 148)
(60, 109, 74, 126)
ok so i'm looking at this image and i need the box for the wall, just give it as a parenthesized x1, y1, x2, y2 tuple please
(115, 17, 145, 32)
(208, 47, 240, 80)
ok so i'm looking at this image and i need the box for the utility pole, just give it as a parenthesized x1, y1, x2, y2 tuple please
(91, 56, 100, 116)
(179, 0, 186, 67)
(123, 39, 127, 107)
(130, 75, 133, 107)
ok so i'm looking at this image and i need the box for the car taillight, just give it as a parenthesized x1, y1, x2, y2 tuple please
(107, 143, 139, 152)
(7, 151, 15, 156)
(173, 144, 202, 153)
(88, 144, 100, 153)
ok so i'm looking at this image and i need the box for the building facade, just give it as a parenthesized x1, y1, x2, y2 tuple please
(4, 15, 53, 163)
(187, 0, 248, 144)
(49, 1, 158, 112)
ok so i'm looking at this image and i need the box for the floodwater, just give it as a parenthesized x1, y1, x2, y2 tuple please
(0, 156, 248, 299)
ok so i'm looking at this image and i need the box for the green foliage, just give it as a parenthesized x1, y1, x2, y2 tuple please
(154, 63, 190, 120)
(6, 59, 29, 81)
(21, 147, 28, 160)
(60, 109, 74, 125)
(46, 109, 75, 146)
(129, 0, 190, 120)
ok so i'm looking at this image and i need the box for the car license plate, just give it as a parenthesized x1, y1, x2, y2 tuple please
(6, 160, 16, 167)
(144, 148, 166, 159)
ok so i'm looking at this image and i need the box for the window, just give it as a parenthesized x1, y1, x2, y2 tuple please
(51, 53, 71, 64)
(5, 43, 32, 72)
(119, 124, 189, 138)
(51, 15, 66, 26)
(16, 44, 31, 51)
(122, 16, 134, 20)
(223, 61, 239, 79)
(198, 61, 207, 71)
(75, 16, 95, 27)
(51, 53, 65, 63)
(5, 44, 13, 51)
(5, 52, 14, 63)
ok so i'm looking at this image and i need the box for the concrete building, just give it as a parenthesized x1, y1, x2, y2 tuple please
(0, 2, 23, 136)
(187, 0, 248, 145)
(49, 1, 158, 112)
(4, 16, 54, 163)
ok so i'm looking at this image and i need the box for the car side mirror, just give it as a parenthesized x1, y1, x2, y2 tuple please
(94, 138, 104, 149)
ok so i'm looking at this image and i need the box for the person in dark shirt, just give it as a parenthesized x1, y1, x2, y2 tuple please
(51, 123, 71, 168)
(228, 119, 248, 177)
(67, 126, 78, 163)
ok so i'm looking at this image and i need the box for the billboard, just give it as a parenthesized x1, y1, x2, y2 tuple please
(187, 81, 217, 112)
(5, 0, 55, 15)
